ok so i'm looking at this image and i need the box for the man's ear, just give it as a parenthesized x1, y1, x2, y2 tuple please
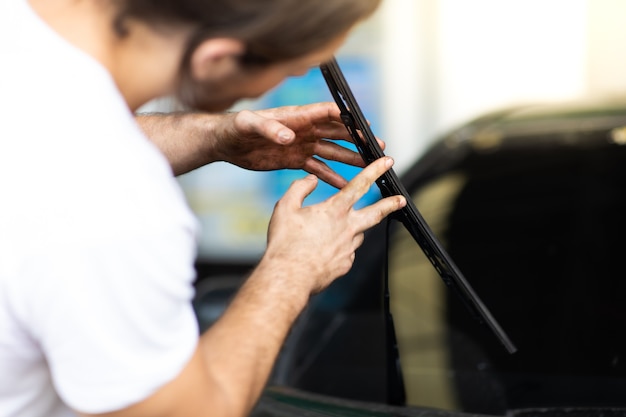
(189, 38, 246, 81)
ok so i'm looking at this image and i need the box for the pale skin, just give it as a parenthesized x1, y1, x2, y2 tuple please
(29, 1, 407, 417)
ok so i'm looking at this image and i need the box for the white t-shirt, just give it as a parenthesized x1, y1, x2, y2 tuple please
(0, 2, 200, 416)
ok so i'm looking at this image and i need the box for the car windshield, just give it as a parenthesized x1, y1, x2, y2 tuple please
(388, 116, 626, 414)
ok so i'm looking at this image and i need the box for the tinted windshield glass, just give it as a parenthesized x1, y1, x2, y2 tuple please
(389, 144, 626, 414)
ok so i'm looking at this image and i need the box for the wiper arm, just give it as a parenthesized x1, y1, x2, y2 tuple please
(320, 57, 517, 354)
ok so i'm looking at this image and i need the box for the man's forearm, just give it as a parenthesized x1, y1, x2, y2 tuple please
(198, 257, 310, 417)
(136, 112, 227, 176)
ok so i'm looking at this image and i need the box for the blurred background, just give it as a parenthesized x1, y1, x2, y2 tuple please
(142, 0, 626, 265)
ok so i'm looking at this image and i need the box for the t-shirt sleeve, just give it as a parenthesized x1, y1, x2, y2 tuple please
(22, 221, 199, 414)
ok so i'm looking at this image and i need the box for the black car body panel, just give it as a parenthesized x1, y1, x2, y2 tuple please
(251, 388, 626, 417)
(252, 387, 493, 417)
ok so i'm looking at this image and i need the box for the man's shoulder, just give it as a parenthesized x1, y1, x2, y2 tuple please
(1, 104, 195, 249)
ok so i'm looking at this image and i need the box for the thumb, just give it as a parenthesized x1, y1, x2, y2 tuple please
(236, 110, 295, 144)
(279, 175, 318, 210)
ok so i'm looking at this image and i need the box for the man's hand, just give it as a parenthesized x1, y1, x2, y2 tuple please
(137, 103, 385, 188)
(213, 102, 383, 188)
(263, 156, 406, 294)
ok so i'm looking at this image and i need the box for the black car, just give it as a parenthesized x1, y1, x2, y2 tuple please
(194, 97, 626, 417)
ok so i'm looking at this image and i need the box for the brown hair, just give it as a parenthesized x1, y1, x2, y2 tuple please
(114, 0, 381, 65)
(114, 0, 381, 110)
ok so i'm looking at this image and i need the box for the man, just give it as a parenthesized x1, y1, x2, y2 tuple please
(0, 1, 406, 417)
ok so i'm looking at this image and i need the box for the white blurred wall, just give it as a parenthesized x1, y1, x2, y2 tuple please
(378, 0, 626, 174)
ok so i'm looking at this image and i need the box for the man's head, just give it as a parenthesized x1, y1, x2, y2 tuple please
(112, 0, 381, 111)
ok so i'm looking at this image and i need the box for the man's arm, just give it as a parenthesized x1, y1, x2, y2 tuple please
(91, 258, 309, 417)
(136, 112, 223, 176)
(79, 157, 406, 417)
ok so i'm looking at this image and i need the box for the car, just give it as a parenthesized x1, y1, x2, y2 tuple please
(193, 97, 626, 417)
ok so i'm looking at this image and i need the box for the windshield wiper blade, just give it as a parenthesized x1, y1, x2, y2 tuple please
(320, 57, 517, 354)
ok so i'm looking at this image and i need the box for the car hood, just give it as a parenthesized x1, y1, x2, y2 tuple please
(252, 387, 626, 417)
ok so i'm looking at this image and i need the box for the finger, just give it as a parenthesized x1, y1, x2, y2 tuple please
(353, 232, 365, 250)
(303, 157, 348, 189)
(278, 174, 319, 210)
(375, 136, 386, 151)
(313, 118, 387, 152)
(353, 194, 407, 232)
(235, 109, 295, 144)
(333, 157, 394, 208)
(314, 141, 365, 168)
(261, 102, 342, 127)
(312, 121, 353, 141)
(298, 102, 342, 124)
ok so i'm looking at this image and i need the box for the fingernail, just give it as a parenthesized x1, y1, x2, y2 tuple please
(279, 130, 293, 143)
(385, 157, 394, 168)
